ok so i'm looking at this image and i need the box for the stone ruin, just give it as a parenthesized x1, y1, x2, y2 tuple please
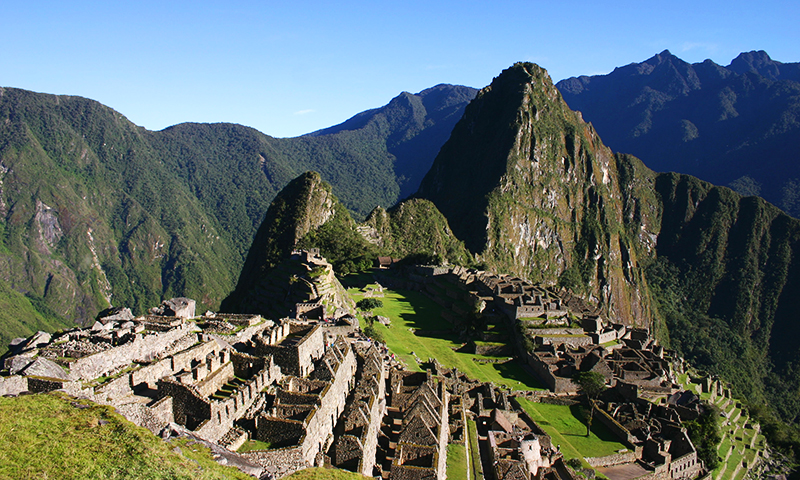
(0, 250, 716, 480)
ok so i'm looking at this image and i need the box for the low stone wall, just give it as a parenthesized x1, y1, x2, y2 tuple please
(95, 373, 133, 400)
(525, 328, 583, 335)
(0, 375, 27, 395)
(538, 396, 579, 406)
(27, 377, 66, 393)
(117, 396, 174, 434)
(131, 358, 173, 389)
(584, 450, 637, 467)
(534, 335, 592, 348)
(240, 446, 308, 479)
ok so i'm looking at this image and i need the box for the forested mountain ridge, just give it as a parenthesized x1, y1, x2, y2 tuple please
(556, 50, 800, 218)
(0, 83, 475, 346)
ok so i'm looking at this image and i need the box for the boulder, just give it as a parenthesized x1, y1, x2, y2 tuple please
(5, 355, 35, 375)
(8, 337, 28, 353)
(96, 306, 135, 324)
(26, 331, 52, 349)
(20, 357, 69, 380)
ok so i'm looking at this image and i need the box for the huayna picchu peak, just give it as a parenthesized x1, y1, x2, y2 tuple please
(417, 62, 657, 327)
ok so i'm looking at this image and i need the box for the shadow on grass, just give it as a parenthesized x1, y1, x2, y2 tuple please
(339, 272, 375, 289)
(493, 361, 546, 390)
(568, 403, 627, 443)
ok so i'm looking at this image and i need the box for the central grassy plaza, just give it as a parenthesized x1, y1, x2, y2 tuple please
(343, 274, 628, 466)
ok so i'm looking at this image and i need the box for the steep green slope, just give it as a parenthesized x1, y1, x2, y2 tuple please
(361, 199, 472, 265)
(651, 173, 800, 423)
(0, 88, 237, 335)
(557, 50, 800, 218)
(417, 63, 657, 325)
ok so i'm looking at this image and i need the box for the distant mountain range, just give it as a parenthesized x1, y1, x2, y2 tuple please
(556, 50, 800, 217)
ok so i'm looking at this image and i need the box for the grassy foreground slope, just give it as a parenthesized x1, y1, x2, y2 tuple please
(0, 393, 253, 480)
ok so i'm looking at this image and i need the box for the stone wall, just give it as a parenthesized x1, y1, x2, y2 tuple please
(584, 450, 637, 467)
(95, 373, 134, 400)
(525, 353, 578, 393)
(26, 377, 65, 393)
(257, 417, 307, 446)
(668, 452, 701, 479)
(258, 324, 325, 377)
(240, 446, 307, 479)
(131, 358, 174, 389)
(534, 335, 592, 348)
(474, 344, 512, 356)
(0, 375, 27, 395)
(157, 378, 211, 428)
(592, 404, 638, 447)
(68, 324, 197, 381)
(197, 363, 277, 442)
(195, 362, 235, 398)
(116, 396, 174, 434)
(169, 338, 224, 376)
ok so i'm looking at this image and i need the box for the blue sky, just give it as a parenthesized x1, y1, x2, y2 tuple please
(3, 1, 798, 138)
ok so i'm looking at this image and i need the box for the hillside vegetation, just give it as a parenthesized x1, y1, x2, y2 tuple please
(0, 84, 474, 343)
(0, 392, 253, 480)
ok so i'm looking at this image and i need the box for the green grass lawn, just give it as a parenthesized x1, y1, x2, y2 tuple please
(0, 392, 253, 480)
(516, 398, 628, 461)
(446, 444, 468, 480)
(283, 467, 369, 479)
(346, 278, 545, 391)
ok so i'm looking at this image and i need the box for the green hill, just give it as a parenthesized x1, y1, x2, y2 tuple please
(0, 84, 474, 343)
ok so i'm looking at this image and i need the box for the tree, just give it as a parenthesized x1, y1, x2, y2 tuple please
(357, 298, 383, 311)
(574, 371, 607, 436)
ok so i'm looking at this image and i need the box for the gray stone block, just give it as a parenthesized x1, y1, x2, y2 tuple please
(21, 357, 69, 380)
(6, 355, 35, 374)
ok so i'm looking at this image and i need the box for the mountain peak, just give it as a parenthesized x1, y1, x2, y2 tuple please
(728, 50, 781, 78)
(417, 61, 655, 325)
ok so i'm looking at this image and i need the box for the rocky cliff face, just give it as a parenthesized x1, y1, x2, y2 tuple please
(417, 63, 658, 326)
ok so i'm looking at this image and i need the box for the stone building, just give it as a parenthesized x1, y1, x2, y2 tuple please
(385, 370, 450, 480)
(254, 322, 325, 377)
(329, 341, 386, 476)
(242, 336, 357, 478)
